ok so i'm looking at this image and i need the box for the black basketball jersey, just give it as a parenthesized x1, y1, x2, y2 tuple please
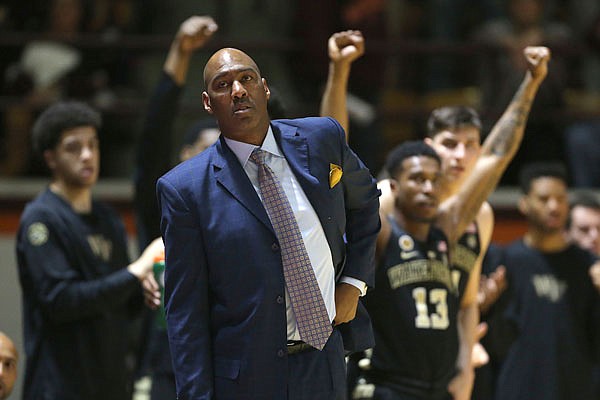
(364, 218, 461, 397)
(451, 222, 481, 301)
(16, 189, 140, 400)
(492, 241, 600, 400)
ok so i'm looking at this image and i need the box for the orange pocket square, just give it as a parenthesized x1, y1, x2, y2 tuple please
(329, 163, 343, 188)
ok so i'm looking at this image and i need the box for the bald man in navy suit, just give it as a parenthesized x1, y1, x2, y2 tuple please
(157, 48, 380, 399)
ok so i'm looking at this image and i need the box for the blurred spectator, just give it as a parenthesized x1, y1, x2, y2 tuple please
(564, 120, 600, 187)
(133, 16, 218, 399)
(1, 0, 84, 176)
(564, 11, 600, 187)
(473, 0, 571, 185)
(485, 162, 600, 400)
(16, 101, 162, 400)
(568, 191, 600, 255)
(0, 332, 18, 400)
(0, 0, 143, 177)
(569, 191, 600, 399)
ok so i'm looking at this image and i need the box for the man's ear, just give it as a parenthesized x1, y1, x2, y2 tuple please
(388, 178, 398, 195)
(202, 92, 213, 114)
(43, 149, 56, 171)
(424, 137, 433, 146)
(518, 196, 528, 216)
(262, 78, 270, 100)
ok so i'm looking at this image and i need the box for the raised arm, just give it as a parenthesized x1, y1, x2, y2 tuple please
(447, 202, 494, 399)
(319, 30, 365, 139)
(134, 16, 217, 249)
(164, 16, 218, 85)
(438, 46, 551, 242)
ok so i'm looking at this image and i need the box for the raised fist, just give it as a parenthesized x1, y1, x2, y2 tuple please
(177, 16, 218, 54)
(328, 30, 365, 64)
(524, 46, 551, 82)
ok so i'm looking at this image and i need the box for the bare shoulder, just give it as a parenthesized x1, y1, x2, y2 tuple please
(477, 201, 494, 224)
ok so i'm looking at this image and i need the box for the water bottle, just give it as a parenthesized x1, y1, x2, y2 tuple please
(153, 250, 167, 329)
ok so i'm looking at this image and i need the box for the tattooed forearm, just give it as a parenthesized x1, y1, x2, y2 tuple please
(445, 48, 549, 240)
(489, 99, 533, 156)
(483, 76, 538, 158)
(447, 75, 542, 239)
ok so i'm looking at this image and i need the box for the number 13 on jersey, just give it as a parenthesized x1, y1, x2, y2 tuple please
(412, 287, 449, 329)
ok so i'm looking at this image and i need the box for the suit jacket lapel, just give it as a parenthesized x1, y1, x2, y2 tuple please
(273, 123, 336, 232)
(212, 137, 274, 234)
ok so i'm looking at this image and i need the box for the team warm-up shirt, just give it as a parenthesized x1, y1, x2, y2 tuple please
(16, 189, 143, 400)
(492, 240, 600, 400)
(364, 217, 460, 398)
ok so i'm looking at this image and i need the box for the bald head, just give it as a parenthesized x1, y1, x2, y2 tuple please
(0, 333, 16, 357)
(203, 48, 261, 89)
(0, 332, 17, 400)
(201, 47, 271, 144)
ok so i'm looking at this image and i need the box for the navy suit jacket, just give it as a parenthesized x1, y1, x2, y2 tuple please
(157, 117, 380, 399)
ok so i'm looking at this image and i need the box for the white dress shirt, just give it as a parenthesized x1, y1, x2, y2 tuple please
(224, 127, 364, 340)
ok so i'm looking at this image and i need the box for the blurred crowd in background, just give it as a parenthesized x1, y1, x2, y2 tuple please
(0, 0, 600, 186)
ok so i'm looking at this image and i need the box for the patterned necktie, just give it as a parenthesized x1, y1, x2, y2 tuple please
(250, 148, 332, 350)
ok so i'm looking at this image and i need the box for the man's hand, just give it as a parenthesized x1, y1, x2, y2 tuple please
(333, 283, 361, 325)
(447, 367, 475, 400)
(127, 237, 164, 281)
(328, 30, 365, 65)
(177, 16, 218, 54)
(165, 16, 217, 84)
(142, 274, 161, 310)
(524, 46, 551, 83)
(478, 265, 507, 315)
(471, 322, 490, 368)
(589, 261, 600, 293)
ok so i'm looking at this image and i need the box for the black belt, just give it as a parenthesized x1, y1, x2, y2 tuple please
(287, 340, 315, 355)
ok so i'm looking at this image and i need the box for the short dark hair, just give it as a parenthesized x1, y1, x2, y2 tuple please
(32, 101, 101, 157)
(518, 162, 568, 194)
(570, 191, 600, 210)
(385, 140, 441, 178)
(426, 106, 482, 138)
(567, 191, 600, 228)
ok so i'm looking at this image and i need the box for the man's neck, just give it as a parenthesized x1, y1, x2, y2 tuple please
(222, 121, 270, 146)
(49, 182, 93, 213)
(394, 209, 431, 242)
(523, 229, 569, 253)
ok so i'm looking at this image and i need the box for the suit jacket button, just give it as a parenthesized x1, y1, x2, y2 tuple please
(271, 243, 279, 252)
(276, 295, 284, 304)
(277, 349, 286, 358)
